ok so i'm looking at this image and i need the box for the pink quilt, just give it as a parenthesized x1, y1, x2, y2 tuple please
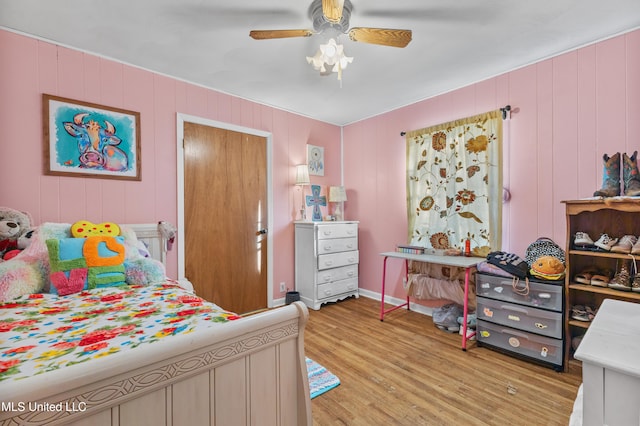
(0, 284, 240, 381)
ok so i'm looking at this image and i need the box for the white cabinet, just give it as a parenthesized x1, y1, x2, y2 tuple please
(295, 221, 359, 310)
(574, 299, 640, 426)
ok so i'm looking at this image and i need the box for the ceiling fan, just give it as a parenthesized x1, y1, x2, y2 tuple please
(249, 0, 412, 48)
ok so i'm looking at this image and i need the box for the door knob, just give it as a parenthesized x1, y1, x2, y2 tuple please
(256, 229, 268, 236)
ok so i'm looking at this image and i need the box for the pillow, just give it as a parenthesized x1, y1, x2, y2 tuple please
(71, 220, 121, 238)
(46, 236, 126, 296)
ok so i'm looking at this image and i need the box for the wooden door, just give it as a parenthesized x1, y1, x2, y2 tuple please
(183, 122, 267, 314)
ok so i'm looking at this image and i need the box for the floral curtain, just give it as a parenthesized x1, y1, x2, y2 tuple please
(406, 110, 502, 255)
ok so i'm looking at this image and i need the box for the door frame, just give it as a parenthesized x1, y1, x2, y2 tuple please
(176, 113, 274, 308)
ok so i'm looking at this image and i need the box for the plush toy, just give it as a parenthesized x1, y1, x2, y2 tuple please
(0, 207, 33, 261)
(530, 255, 566, 280)
(71, 220, 121, 238)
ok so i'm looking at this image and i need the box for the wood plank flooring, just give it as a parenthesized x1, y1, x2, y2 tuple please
(304, 297, 582, 426)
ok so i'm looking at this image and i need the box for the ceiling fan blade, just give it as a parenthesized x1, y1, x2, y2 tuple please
(322, 0, 344, 23)
(348, 28, 412, 48)
(249, 29, 314, 40)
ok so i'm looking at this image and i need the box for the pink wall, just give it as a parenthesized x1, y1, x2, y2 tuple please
(0, 29, 341, 300)
(345, 29, 640, 300)
(3, 28, 640, 305)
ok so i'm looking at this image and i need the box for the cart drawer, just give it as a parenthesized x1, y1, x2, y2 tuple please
(477, 320, 563, 367)
(477, 296, 563, 338)
(476, 273, 562, 312)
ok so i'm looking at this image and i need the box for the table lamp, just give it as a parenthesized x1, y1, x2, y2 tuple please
(329, 186, 347, 221)
(295, 164, 310, 220)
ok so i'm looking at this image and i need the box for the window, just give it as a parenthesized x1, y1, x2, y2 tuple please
(405, 110, 503, 255)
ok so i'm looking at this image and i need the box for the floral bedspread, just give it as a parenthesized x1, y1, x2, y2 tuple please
(0, 283, 240, 382)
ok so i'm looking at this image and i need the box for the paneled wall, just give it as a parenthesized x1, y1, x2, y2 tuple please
(0, 29, 341, 299)
(344, 29, 640, 299)
(3, 27, 640, 305)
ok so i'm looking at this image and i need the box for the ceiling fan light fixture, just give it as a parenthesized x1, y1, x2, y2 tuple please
(322, 0, 345, 24)
(306, 38, 353, 82)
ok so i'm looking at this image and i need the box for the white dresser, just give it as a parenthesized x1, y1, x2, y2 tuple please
(573, 298, 640, 426)
(294, 221, 359, 310)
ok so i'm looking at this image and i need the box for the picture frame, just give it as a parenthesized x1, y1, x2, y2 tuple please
(307, 144, 325, 176)
(43, 94, 141, 181)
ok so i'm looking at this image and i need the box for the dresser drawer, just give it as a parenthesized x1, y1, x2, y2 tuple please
(477, 320, 562, 367)
(476, 273, 563, 312)
(317, 237, 358, 255)
(317, 277, 358, 300)
(477, 296, 563, 339)
(317, 223, 358, 240)
(317, 264, 358, 284)
(318, 250, 359, 270)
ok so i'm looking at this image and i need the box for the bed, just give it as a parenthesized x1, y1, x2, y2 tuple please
(0, 222, 312, 426)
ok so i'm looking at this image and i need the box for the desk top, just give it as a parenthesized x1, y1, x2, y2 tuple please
(574, 298, 640, 377)
(380, 251, 480, 268)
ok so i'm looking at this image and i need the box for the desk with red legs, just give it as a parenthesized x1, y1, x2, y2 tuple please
(379, 252, 479, 351)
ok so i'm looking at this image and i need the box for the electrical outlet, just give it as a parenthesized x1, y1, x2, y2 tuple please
(279, 282, 286, 293)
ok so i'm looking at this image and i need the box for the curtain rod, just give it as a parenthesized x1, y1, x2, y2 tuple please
(400, 105, 511, 136)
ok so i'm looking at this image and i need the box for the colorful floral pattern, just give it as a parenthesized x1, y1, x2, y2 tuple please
(406, 111, 502, 253)
(0, 284, 240, 381)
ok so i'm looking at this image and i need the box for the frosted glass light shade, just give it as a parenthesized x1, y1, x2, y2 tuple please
(295, 164, 310, 185)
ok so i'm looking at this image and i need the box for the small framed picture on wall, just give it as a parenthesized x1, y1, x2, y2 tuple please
(307, 144, 324, 176)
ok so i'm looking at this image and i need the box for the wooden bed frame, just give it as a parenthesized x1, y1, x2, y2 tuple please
(0, 223, 312, 426)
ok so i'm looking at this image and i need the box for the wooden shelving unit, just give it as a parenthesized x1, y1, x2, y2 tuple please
(563, 198, 640, 371)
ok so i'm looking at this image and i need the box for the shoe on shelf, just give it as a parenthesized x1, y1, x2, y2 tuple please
(574, 267, 598, 284)
(594, 234, 618, 251)
(571, 305, 596, 322)
(611, 235, 638, 253)
(632, 275, 640, 293)
(574, 232, 595, 248)
(590, 269, 613, 287)
(609, 260, 632, 291)
(632, 237, 640, 255)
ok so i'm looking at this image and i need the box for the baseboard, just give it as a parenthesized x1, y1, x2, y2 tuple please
(357, 288, 435, 317)
(273, 288, 435, 318)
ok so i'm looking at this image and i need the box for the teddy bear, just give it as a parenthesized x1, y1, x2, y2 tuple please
(530, 255, 566, 280)
(0, 207, 34, 261)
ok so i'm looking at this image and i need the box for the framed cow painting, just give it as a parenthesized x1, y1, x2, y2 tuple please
(43, 94, 141, 180)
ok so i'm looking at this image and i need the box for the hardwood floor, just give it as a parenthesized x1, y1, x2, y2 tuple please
(304, 296, 582, 426)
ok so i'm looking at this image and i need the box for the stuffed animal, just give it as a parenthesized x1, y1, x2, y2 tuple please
(530, 255, 566, 280)
(0, 207, 33, 261)
(71, 220, 121, 238)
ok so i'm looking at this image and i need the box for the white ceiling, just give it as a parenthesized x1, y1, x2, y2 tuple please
(1, 0, 639, 125)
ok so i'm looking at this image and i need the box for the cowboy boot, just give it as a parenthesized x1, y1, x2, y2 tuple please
(593, 152, 620, 197)
(623, 151, 640, 196)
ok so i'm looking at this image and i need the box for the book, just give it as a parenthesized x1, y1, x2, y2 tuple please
(396, 244, 424, 255)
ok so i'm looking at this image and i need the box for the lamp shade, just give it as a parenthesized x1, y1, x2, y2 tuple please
(295, 164, 310, 185)
(329, 186, 347, 202)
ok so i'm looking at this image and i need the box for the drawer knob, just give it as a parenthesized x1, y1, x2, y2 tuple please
(347, 271, 354, 276)
(324, 246, 332, 251)
(348, 257, 355, 262)
(324, 261, 333, 266)
(324, 289, 333, 296)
